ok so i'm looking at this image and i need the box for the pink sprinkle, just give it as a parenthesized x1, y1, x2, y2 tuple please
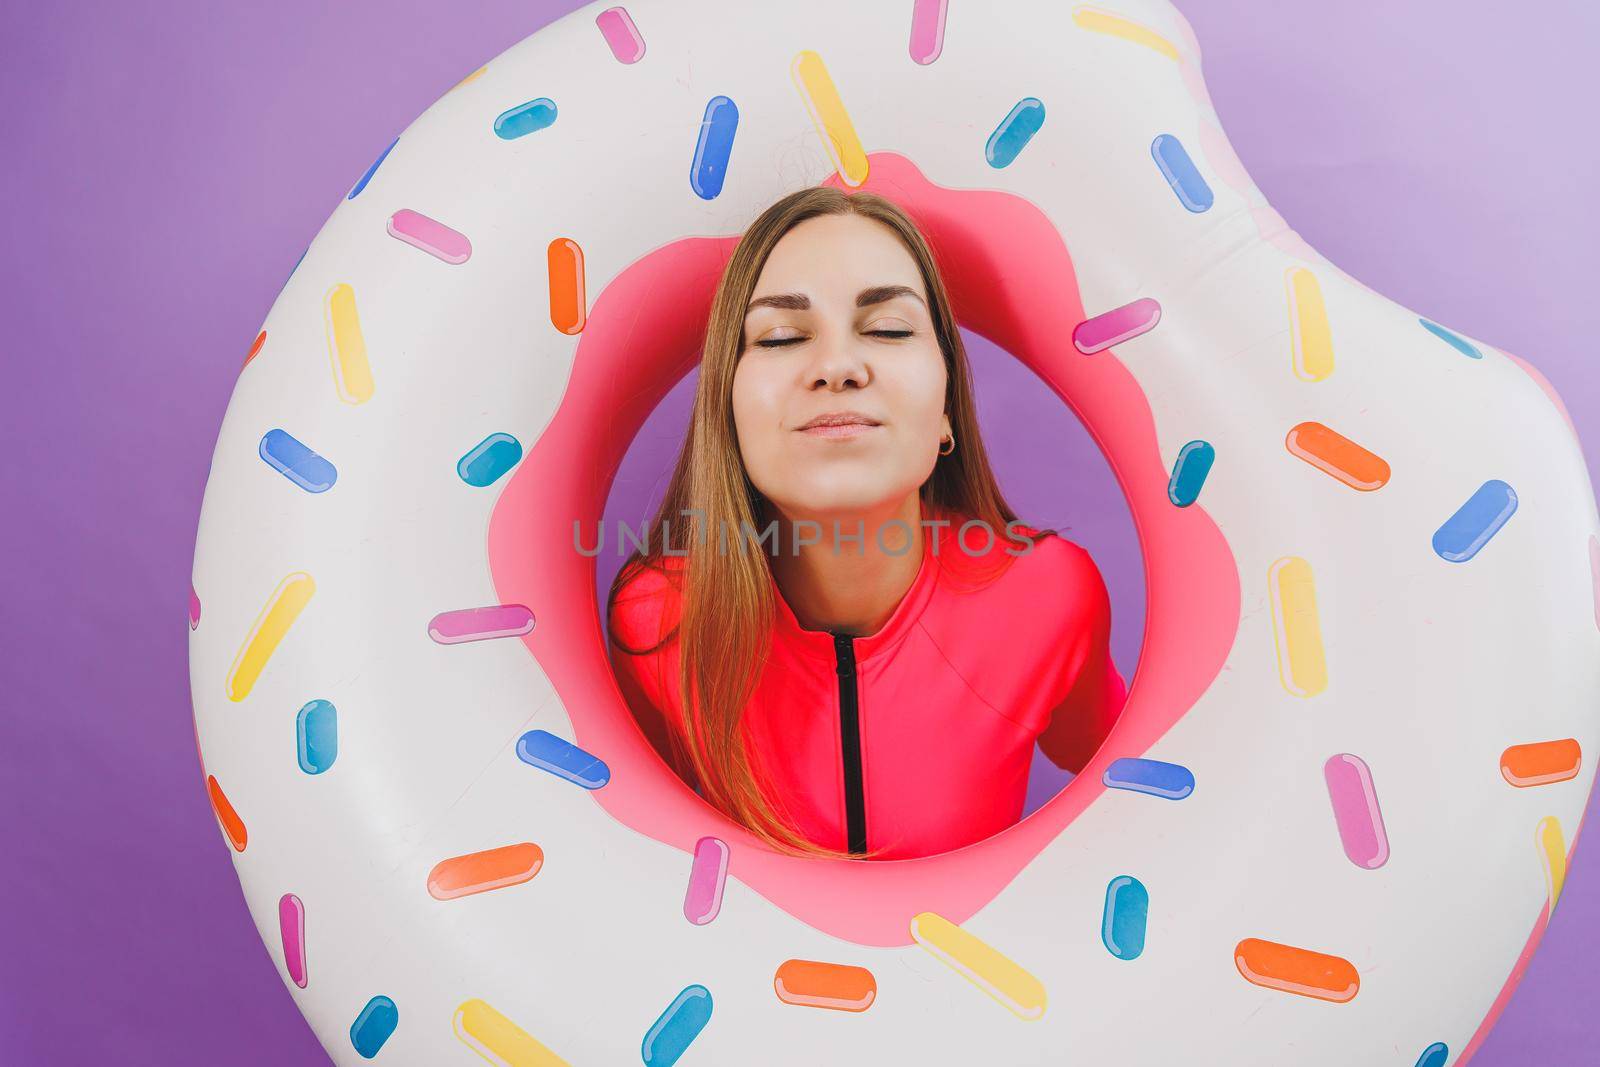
(1072, 297, 1162, 354)
(428, 604, 535, 645)
(595, 7, 645, 64)
(684, 836, 729, 925)
(1589, 535, 1600, 632)
(908, 0, 948, 64)
(386, 209, 472, 265)
(1324, 753, 1389, 869)
(189, 584, 202, 631)
(279, 893, 307, 988)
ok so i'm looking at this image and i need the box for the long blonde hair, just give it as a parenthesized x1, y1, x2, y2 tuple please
(607, 186, 1057, 859)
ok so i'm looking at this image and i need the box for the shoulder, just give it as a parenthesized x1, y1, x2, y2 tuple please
(1013, 531, 1107, 595)
(925, 526, 1110, 664)
(1013, 532, 1112, 635)
(608, 555, 685, 650)
(942, 520, 1102, 602)
(929, 526, 1117, 724)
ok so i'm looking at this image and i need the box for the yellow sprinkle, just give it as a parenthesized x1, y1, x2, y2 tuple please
(454, 999, 570, 1066)
(791, 50, 869, 187)
(1268, 557, 1327, 697)
(1537, 816, 1566, 911)
(909, 911, 1046, 1020)
(1071, 6, 1182, 62)
(325, 283, 375, 404)
(1286, 267, 1334, 382)
(454, 65, 488, 90)
(225, 572, 315, 702)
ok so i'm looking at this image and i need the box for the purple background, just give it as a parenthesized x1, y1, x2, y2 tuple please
(3, 1, 1596, 1062)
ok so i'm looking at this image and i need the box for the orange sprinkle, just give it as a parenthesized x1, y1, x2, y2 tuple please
(427, 843, 544, 900)
(1501, 739, 1582, 787)
(1285, 421, 1390, 490)
(243, 330, 267, 370)
(1235, 938, 1358, 1002)
(207, 775, 247, 852)
(773, 959, 877, 1012)
(547, 238, 586, 335)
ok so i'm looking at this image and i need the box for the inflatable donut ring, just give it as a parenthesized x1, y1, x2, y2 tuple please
(188, 1, 1600, 1063)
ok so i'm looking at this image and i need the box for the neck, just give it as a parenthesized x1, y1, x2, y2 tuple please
(767, 494, 928, 638)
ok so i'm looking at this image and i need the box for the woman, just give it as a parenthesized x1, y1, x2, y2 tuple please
(606, 186, 1127, 861)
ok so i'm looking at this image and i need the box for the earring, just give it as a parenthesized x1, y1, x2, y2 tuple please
(939, 433, 955, 456)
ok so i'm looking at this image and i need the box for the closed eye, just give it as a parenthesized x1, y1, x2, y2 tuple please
(753, 329, 912, 349)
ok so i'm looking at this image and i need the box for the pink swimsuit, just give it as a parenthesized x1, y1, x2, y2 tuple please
(607, 510, 1128, 860)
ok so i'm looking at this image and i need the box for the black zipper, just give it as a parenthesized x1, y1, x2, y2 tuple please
(832, 631, 867, 855)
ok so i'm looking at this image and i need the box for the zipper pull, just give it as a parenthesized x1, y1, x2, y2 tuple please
(832, 632, 855, 677)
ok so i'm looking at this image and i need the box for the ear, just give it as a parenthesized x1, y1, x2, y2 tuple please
(940, 412, 952, 439)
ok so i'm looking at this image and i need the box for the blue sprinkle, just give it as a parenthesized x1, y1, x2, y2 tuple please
(350, 995, 398, 1059)
(285, 247, 308, 288)
(1419, 318, 1482, 359)
(985, 98, 1045, 168)
(260, 429, 337, 493)
(1169, 440, 1214, 507)
(1104, 757, 1194, 800)
(296, 699, 338, 774)
(495, 98, 557, 141)
(457, 433, 523, 487)
(1415, 1042, 1449, 1067)
(1151, 133, 1213, 212)
(1102, 876, 1148, 960)
(347, 137, 398, 200)
(641, 985, 713, 1066)
(517, 729, 610, 789)
(1433, 479, 1517, 563)
(690, 96, 738, 200)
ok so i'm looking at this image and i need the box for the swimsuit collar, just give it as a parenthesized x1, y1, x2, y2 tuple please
(767, 510, 949, 664)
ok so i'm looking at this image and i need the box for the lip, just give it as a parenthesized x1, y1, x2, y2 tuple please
(799, 422, 881, 440)
(796, 411, 883, 439)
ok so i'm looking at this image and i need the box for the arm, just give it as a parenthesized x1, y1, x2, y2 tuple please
(1036, 555, 1128, 776)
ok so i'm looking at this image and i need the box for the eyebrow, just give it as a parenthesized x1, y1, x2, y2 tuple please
(745, 284, 926, 314)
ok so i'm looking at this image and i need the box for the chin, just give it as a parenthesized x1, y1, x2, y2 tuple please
(782, 485, 912, 521)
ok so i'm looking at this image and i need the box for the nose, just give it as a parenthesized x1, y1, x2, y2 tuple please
(805, 328, 871, 391)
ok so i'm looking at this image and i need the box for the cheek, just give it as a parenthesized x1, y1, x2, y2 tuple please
(882, 349, 948, 434)
(730, 362, 780, 456)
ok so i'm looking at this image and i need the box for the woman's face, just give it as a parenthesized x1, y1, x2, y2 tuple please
(732, 213, 951, 519)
